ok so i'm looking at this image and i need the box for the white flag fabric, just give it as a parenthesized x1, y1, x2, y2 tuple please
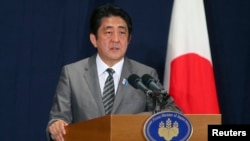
(164, 0, 220, 114)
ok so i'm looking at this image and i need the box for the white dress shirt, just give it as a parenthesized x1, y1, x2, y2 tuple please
(96, 54, 124, 96)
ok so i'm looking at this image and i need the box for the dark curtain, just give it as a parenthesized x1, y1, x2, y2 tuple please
(0, 0, 249, 140)
(205, 0, 250, 124)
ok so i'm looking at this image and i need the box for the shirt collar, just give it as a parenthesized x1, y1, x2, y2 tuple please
(96, 54, 124, 77)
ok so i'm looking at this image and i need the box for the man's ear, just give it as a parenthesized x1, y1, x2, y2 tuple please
(128, 35, 132, 43)
(90, 33, 97, 48)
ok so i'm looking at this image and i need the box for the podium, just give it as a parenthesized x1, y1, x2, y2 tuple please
(64, 114, 221, 141)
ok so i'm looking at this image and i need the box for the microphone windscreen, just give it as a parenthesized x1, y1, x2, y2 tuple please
(141, 74, 153, 87)
(127, 74, 140, 89)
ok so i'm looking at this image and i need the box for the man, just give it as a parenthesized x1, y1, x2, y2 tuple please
(47, 3, 182, 141)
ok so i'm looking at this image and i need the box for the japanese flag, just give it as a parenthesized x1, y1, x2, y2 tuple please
(164, 0, 220, 114)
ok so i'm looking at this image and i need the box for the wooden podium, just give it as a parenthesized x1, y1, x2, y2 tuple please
(64, 114, 221, 141)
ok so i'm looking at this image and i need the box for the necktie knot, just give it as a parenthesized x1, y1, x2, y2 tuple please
(106, 68, 115, 76)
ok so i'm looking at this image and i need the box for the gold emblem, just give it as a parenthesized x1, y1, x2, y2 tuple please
(158, 118, 179, 141)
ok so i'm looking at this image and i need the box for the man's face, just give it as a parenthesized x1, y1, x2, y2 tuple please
(90, 16, 131, 66)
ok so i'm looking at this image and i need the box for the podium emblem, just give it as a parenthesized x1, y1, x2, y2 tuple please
(143, 111, 193, 141)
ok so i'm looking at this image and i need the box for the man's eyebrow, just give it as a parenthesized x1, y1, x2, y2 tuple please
(118, 26, 127, 30)
(104, 26, 113, 30)
(103, 25, 127, 30)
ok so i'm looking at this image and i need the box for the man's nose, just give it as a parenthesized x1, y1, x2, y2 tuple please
(111, 32, 119, 42)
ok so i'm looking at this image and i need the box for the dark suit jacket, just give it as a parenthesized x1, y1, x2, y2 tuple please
(46, 54, 181, 140)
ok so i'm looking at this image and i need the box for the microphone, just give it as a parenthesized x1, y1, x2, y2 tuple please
(141, 74, 170, 105)
(127, 74, 153, 97)
(141, 74, 166, 94)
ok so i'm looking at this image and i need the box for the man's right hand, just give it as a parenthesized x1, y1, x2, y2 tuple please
(48, 119, 68, 141)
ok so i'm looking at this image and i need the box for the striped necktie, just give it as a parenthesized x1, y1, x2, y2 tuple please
(102, 68, 115, 115)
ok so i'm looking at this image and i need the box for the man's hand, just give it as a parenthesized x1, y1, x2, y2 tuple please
(48, 119, 68, 141)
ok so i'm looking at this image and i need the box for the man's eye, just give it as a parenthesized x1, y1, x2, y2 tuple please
(105, 31, 112, 34)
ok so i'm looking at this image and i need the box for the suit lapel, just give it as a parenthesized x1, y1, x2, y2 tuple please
(112, 57, 133, 113)
(84, 55, 105, 115)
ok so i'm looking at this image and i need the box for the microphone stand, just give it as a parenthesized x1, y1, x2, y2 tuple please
(145, 90, 169, 114)
(152, 90, 171, 114)
(153, 92, 163, 114)
(154, 99, 161, 114)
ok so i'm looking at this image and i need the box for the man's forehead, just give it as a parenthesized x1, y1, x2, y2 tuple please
(100, 16, 127, 26)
